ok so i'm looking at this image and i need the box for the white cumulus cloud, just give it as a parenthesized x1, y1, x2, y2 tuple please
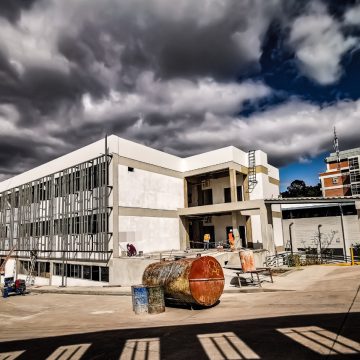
(289, 5, 357, 85)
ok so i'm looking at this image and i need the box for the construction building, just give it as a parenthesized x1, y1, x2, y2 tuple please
(0, 135, 283, 286)
(319, 147, 360, 197)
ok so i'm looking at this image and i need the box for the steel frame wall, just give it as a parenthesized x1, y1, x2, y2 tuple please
(0, 155, 112, 261)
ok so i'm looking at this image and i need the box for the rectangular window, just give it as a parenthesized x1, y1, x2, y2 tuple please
(350, 171, 360, 183)
(19, 260, 30, 275)
(100, 267, 109, 282)
(39, 262, 50, 278)
(224, 186, 243, 203)
(83, 265, 91, 280)
(352, 184, 360, 195)
(224, 188, 231, 203)
(202, 189, 213, 205)
(70, 264, 81, 278)
(349, 157, 359, 170)
(91, 266, 100, 281)
(53, 263, 62, 276)
(236, 186, 243, 201)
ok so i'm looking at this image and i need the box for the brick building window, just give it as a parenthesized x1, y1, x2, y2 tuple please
(332, 177, 338, 184)
(350, 171, 360, 183)
(349, 157, 359, 170)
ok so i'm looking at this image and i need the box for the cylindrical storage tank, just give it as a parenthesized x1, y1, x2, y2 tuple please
(143, 256, 224, 307)
(131, 285, 148, 314)
(147, 285, 165, 314)
(239, 250, 256, 272)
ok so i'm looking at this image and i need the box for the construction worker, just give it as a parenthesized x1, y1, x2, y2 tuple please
(127, 243, 137, 257)
(228, 229, 235, 251)
(203, 233, 211, 250)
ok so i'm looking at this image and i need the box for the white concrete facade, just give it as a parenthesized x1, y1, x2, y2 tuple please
(0, 135, 281, 286)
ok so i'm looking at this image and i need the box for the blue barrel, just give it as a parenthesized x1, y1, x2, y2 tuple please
(131, 285, 148, 314)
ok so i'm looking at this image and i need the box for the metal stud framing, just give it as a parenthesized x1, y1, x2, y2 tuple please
(0, 155, 112, 261)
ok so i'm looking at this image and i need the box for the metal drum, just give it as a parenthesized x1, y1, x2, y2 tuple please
(143, 256, 224, 307)
(131, 285, 148, 314)
(147, 285, 165, 314)
(239, 250, 256, 272)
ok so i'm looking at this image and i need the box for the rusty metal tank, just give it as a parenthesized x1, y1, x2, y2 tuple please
(142, 256, 224, 307)
(239, 249, 256, 272)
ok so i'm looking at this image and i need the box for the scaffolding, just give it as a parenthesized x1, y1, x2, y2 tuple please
(0, 155, 113, 262)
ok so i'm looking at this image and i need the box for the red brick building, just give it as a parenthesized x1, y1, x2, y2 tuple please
(320, 148, 360, 197)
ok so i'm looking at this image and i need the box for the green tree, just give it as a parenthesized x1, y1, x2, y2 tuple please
(281, 180, 322, 198)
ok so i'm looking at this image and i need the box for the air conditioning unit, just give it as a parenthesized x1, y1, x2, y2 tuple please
(203, 216, 212, 224)
(201, 179, 211, 189)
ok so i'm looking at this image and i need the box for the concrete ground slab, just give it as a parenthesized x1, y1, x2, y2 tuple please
(0, 266, 359, 359)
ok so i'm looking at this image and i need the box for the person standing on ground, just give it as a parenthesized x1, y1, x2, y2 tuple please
(228, 229, 235, 251)
(203, 233, 210, 250)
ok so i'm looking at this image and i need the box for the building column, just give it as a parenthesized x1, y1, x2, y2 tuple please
(245, 216, 253, 246)
(49, 261, 53, 286)
(179, 217, 190, 250)
(184, 178, 188, 208)
(259, 203, 275, 254)
(231, 212, 237, 230)
(356, 201, 360, 234)
(243, 172, 253, 248)
(243, 173, 249, 201)
(229, 168, 237, 202)
(229, 168, 239, 242)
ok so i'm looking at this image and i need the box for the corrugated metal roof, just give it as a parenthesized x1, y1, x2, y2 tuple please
(326, 147, 360, 162)
(265, 196, 360, 204)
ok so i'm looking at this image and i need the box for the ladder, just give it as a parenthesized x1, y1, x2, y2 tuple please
(25, 250, 37, 286)
(247, 150, 258, 193)
(0, 244, 17, 276)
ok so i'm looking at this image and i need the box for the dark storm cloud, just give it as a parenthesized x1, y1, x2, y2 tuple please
(0, 0, 38, 23)
(0, 0, 360, 181)
(0, 134, 58, 178)
(59, 0, 279, 82)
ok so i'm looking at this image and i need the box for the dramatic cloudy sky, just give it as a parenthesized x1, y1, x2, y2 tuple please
(1, 0, 360, 189)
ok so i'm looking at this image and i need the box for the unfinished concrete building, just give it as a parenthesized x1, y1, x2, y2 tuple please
(0, 135, 282, 286)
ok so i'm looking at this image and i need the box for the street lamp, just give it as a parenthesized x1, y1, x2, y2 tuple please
(339, 204, 347, 262)
(289, 222, 294, 256)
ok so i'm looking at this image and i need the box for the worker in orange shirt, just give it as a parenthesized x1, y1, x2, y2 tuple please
(203, 233, 211, 250)
(228, 229, 235, 251)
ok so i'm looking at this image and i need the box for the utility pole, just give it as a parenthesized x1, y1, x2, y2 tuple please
(333, 126, 340, 170)
(318, 224, 322, 263)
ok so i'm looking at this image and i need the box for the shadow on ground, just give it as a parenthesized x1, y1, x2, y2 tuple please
(1, 312, 359, 359)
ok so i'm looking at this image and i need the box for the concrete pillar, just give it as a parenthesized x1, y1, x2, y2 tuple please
(49, 261, 53, 286)
(229, 168, 237, 202)
(243, 174, 249, 201)
(231, 211, 237, 230)
(179, 217, 190, 250)
(356, 201, 360, 234)
(260, 203, 275, 254)
(184, 178, 188, 208)
(245, 216, 253, 245)
(111, 154, 120, 258)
